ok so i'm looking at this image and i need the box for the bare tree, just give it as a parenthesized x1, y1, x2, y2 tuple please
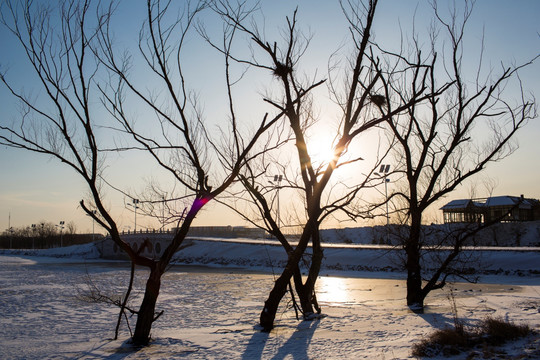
(0, 221, 57, 249)
(65, 221, 77, 235)
(212, 0, 435, 331)
(375, 0, 537, 311)
(96, 0, 288, 344)
(1, 0, 280, 345)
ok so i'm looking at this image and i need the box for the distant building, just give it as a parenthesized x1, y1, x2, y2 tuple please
(440, 195, 540, 224)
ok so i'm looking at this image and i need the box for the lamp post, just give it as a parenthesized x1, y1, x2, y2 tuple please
(92, 210, 96, 241)
(375, 164, 391, 225)
(375, 164, 391, 243)
(31, 224, 36, 249)
(127, 199, 140, 233)
(8, 227, 13, 249)
(86, 210, 97, 242)
(161, 195, 166, 232)
(40, 223, 44, 247)
(8, 212, 12, 249)
(56, 221, 65, 247)
(269, 175, 283, 228)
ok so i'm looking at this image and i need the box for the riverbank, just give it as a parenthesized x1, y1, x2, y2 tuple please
(2, 239, 540, 282)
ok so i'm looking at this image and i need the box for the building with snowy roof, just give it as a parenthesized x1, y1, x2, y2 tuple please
(440, 195, 540, 224)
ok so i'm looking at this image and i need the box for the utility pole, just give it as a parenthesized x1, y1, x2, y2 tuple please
(57, 221, 65, 247)
(270, 175, 283, 228)
(31, 224, 36, 249)
(127, 199, 140, 233)
(161, 195, 166, 232)
(375, 164, 391, 243)
(8, 212, 12, 249)
(90, 210, 97, 242)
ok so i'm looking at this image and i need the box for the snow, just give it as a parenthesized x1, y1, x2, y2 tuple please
(440, 199, 472, 210)
(168, 238, 540, 279)
(1, 240, 539, 359)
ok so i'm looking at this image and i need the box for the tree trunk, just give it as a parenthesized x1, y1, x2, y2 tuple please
(298, 232, 323, 316)
(406, 216, 425, 312)
(292, 265, 314, 315)
(132, 266, 162, 345)
(260, 265, 295, 331)
(305, 240, 323, 314)
(260, 218, 319, 331)
(291, 254, 322, 317)
(260, 236, 323, 329)
(406, 261, 424, 311)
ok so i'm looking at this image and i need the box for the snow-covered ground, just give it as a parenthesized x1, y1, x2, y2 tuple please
(320, 221, 540, 247)
(168, 237, 540, 278)
(0, 242, 539, 359)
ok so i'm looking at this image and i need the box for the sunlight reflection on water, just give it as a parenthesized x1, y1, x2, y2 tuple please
(317, 276, 353, 305)
(315, 276, 409, 307)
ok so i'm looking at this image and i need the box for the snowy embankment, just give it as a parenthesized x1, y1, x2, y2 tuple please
(2, 238, 540, 279)
(0, 242, 101, 260)
(171, 237, 540, 278)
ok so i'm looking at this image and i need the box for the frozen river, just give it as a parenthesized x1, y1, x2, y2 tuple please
(1, 255, 539, 359)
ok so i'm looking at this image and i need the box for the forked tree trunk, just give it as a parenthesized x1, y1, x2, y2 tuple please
(260, 228, 314, 332)
(262, 244, 324, 331)
(294, 236, 323, 316)
(304, 240, 323, 314)
(260, 264, 295, 331)
(294, 274, 321, 317)
(292, 265, 313, 315)
(132, 266, 162, 345)
(293, 272, 317, 316)
(260, 222, 321, 330)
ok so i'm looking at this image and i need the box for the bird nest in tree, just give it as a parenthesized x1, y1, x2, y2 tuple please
(273, 62, 293, 78)
(370, 94, 386, 107)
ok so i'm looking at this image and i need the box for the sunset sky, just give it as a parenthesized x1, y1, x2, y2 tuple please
(1, 0, 539, 234)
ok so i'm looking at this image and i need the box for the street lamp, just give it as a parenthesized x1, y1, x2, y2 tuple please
(56, 221, 65, 247)
(8, 226, 14, 249)
(86, 210, 97, 242)
(8, 212, 13, 249)
(31, 224, 36, 249)
(374, 164, 391, 226)
(127, 199, 140, 233)
(269, 175, 283, 228)
(161, 195, 166, 232)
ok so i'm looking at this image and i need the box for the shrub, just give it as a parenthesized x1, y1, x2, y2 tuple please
(480, 316, 530, 343)
(412, 327, 473, 357)
(412, 316, 532, 358)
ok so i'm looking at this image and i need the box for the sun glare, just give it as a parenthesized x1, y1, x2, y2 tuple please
(311, 146, 337, 168)
(317, 276, 352, 305)
(309, 133, 337, 169)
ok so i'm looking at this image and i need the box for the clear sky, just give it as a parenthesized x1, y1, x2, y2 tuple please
(1, 0, 539, 234)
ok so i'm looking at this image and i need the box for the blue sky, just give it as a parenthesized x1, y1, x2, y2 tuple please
(1, 0, 539, 233)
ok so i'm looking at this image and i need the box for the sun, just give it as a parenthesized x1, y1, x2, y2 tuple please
(311, 146, 337, 169)
(308, 132, 338, 169)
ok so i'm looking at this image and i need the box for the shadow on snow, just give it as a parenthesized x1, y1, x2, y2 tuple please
(242, 319, 321, 360)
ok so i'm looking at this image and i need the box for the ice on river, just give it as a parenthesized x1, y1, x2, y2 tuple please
(0, 253, 539, 359)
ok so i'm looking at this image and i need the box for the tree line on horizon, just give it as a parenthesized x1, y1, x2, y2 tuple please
(0, 220, 105, 249)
